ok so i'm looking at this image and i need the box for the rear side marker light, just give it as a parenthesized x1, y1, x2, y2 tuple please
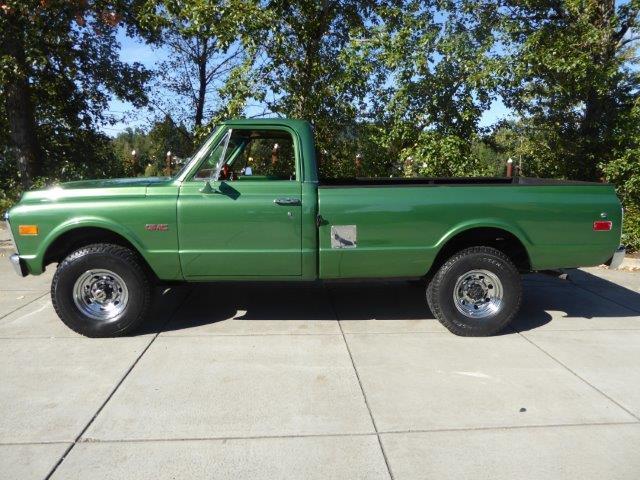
(18, 225, 39, 236)
(593, 221, 612, 231)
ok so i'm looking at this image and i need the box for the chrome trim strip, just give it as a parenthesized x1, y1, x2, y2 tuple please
(212, 129, 232, 182)
(175, 126, 222, 183)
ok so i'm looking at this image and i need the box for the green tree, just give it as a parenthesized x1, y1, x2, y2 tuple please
(602, 99, 640, 251)
(112, 116, 192, 176)
(0, 0, 150, 188)
(345, 0, 503, 177)
(147, 115, 193, 173)
(139, 0, 263, 129)
(501, 0, 640, 180)
(185, 1, 504, 179)
(258, 1, 380, 152)
(112, 127, 154, 176)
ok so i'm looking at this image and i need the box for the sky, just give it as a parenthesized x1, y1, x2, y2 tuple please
(102, 28, 513, 138)
(100, 29, 167, 136)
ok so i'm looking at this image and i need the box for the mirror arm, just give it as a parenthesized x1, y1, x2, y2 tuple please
(199, 180, 221, 194)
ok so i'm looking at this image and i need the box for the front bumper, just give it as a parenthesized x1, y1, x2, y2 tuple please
(606, 245, 626, 270)
(3, 210, 28, 277)
(9, 254, 28, 277)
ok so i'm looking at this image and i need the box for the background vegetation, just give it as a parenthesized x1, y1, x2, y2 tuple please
(1, 0, 639, 251)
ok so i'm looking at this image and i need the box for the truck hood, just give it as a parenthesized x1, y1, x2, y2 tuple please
(18, 177, 174, 204)
(55, 177, 171, 190)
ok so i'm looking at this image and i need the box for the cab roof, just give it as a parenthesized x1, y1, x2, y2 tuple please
(221, 118, 311, 130)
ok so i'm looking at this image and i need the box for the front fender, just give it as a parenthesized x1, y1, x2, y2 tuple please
(27, 216, 147, 274)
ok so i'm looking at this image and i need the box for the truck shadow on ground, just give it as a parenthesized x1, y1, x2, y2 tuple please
(139, 270, 640, 335)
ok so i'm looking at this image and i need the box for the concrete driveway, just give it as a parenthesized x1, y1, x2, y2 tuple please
(1, 254, 639, 480)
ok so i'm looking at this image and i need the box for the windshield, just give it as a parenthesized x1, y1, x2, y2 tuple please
(173, 126, 221, 180)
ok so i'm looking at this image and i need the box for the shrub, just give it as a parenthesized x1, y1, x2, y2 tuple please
(602, 149, 640, 253)
(622, 205, 640, 253)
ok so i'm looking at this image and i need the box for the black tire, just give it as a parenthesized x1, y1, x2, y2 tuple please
(426, 246, 522, 336)
(51, 243, 152, 337)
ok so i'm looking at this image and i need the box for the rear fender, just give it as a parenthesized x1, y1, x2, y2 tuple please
(435, 219, 533, 250)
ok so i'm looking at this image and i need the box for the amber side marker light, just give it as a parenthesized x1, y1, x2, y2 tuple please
(18, 225, 39, 236)
(593, 220, 613, 231)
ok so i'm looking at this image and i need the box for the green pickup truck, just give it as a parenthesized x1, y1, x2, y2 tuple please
(4, 119, 625, 337)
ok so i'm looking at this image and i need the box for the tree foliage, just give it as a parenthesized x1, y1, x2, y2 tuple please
(112, 115, 192, 176)
(257, 0, 381, 156)
(1, 0, 640, 248)
(138, 0, 263, 129)
(0, 0, 150, 191)
(363, 0, 503, 177)
(501, 0, 640, 179)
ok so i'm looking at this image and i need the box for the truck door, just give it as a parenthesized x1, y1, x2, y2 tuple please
(177, 127, 302, 278)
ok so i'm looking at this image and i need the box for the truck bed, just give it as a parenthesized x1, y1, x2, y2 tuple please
(317, 177, 621, 279)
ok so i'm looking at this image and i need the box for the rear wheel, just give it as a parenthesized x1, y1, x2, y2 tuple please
(51, 243, 152, 337)
(426, 246, 522, 336)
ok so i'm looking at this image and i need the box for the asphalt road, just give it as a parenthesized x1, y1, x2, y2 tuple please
(1, 254, 639, 480)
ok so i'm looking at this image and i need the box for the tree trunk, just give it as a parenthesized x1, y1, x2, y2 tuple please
(2, 21, 41, 187)
(577, 0, 618, 180)
(194, 39, 208, 127)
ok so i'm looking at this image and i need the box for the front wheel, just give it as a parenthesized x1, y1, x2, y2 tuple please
(51, 243, 152, 337)
(426, 246, 522, 336)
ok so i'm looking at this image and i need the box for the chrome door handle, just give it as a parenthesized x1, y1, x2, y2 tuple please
(274, 198, 301, 206)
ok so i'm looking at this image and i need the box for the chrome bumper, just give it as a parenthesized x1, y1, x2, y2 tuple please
(607, 245, 626, 270)
(3, 211, 27, 277)
(9, 254, 28, 277)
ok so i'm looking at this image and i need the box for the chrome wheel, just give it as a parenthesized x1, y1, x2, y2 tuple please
(72, 269, 129, 321)
(453, 269, 503, 319)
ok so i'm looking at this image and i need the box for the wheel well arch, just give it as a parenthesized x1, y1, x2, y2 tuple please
(43, 227, 156, 279)
(427, 227, 531, 278)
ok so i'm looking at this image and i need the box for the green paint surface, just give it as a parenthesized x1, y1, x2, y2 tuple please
(8, 119, 622, 280)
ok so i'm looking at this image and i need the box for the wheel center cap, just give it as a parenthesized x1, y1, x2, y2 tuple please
(467, 283, 486, 301)
(91, 283, 113, 303)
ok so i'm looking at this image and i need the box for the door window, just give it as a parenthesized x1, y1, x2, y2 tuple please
(193, 129, 296, 181)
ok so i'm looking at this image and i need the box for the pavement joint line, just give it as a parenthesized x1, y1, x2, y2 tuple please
(0, 334, 164, 340)
(517, 331, 640, 422)
(324, 285, 395, 480)
(340, 328, 640, 334)
(0, 441, 71, 447)
(157, 332, 344, 338)
(376, 420, 640, 436)
(32, 419, 640, 447)
(0, 336, 82, 340)
(513, 327, 640, 333)
(0, 291, 49, 321)
(12, 326, 640, 341)
(342, 331, 452, 336)
(79, 432, 380, 444)
(43, 286, 196, 480)
(0, 288, 53, 292)
(571, 281, 640, 315)
(158, 331, 452, 338)
(5, 419, 640, 448)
